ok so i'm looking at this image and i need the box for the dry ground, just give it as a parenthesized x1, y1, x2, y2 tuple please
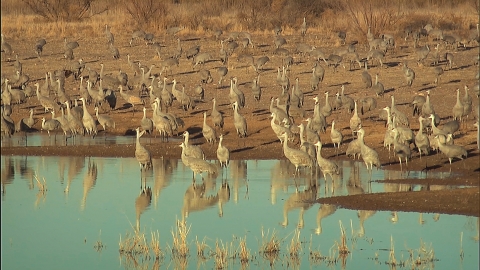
(1, 29, 479, 216)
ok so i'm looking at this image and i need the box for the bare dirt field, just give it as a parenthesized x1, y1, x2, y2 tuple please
(1, 29, 479, 217)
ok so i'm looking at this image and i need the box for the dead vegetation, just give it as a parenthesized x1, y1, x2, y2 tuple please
(114, 216, 442, 268)
(2, 0, 477, 39)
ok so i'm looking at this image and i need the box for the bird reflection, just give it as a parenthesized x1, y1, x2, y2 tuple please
(181, 180, 231, 222)
(64, 157, 86, 194)
(357, 210, 376, 237)
(135, 186, 152, 232)
(346, 161, 365, 195)
(315, 204, 337, 235)
(271, 160, 296, 205)
(390, 212, 398, 223)
(230, 160, 248, 203)
(419, 213, 425, 225)
(81, 159, 97, 211)
(16, 156, 35, 190)
(1, 156, 14, 196)
(281, 179, 318, 228)
(474, 217, 479, 242)
(182, 182, 207, 221)
(152, 158, 177, 209)
(217, 182, 230, 217)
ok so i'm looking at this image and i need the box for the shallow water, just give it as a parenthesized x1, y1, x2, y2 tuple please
(1, 156, 478, 269)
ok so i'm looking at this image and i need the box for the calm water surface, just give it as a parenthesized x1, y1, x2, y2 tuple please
(1, 156, 478, 269)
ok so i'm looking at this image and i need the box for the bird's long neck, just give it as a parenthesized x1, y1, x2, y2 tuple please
(184, 134, 189, 145)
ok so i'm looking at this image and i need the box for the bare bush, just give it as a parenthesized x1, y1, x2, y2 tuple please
(123, 0, 168, 28)
(342, 0, 407, 40)
(21, 0, 106, 21)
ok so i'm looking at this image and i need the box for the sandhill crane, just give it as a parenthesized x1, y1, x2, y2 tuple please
(253, 56, 270, 73)
(330, 120, 343, 154)
(64, 37, 79, 51)
(340, 85, 354, 114)
(411, 94, 426, 116)
(392, 128, 411, 169)
(390, 95, 409, 127)
(34, 83, 56, 113)
(140, 107, 153, 135)
(202, 111, 217, 144)
(311, 97, 327, 134)
(210, 98, 223, 131)
(435, 136, 467, 166)
(349, 101, 362, 137)
(271, 113, 293, 144)
(79, 97, 97, 137)
(135, 127, 152, 170)
(182, 131, 205, 160)
(251, 75, 261, 103)
(179, 142, 217, 182)
(217, 134, 230, 170)
(320, 91, 332, 117)
(119, 86, 144, 116)
(216, 66, 228, 87)
(64, 101, 84, 137)
(41, 116, 60, 138)
(105, 24, 114, 45)
(1, 34, 13, 60)
(421, 90, 435, 118)
(462, 85, 473, 127)
(415, 116, 430, 158)
(452, 88, 464, 122)
(402, 62, 415, 87)
(302, 118, 320, 145)
(293, 77, 304, 107)
(300, 17, 307, 37)
(281, 132, 313, 177)
(94, 107, 115, 133)
(130, 30, 146, 46)
(372, 73, 384, 97)
(151, 100, 174, 141)
(298, 123, 316, 161)
(433, 66, 443, 84)
(361, 62, 372, 88)
(357, 128, 381, 171)
(232, 101, 247, 138)
(314, 141, 340, 181)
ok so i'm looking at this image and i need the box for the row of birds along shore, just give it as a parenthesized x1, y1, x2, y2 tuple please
(1, 20, 479, 179)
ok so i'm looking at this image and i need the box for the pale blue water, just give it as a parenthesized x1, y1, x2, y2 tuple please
(1, 156, 478, 269)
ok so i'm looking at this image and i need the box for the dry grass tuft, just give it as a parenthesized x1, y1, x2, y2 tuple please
(34, 172, 47, 193)
(150, 230, 163, 260)
(119, 230, 149, 257)
(259, 227, 281, 264)
(195, 236, 209, 259)
(171, 219, 190, 258)
(238, 236, 250, 265)
(335, 220, 349, 255)
(94, 229, 105, 253)
(287, 229, 301, 258)
(214, 240, 229, 269)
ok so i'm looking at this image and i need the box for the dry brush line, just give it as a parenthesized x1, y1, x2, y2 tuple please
(21, 0, 107, 22)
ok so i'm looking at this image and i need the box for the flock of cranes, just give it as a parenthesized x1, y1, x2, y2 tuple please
(1, 18, 479, 182)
